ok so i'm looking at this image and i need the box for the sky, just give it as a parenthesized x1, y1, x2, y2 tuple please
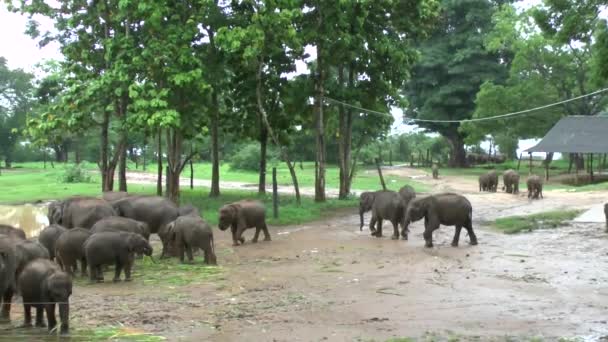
(0, 0, 547, 155)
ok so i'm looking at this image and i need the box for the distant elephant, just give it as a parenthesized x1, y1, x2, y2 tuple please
(38, 224, 67, 261)
(218, 200, 270, 246)
(112, 195, 179, 235)
(502, 169, 520, 194)
(0, 224, 26, 240)
(62, 198, 116, 229)
(604, 203, 608, 230)
(179, 204, 201, 217)
(368, 190, 406, 240)
(55, 228, 92, 277)
(0, 236, 17, 321)
(478, 174, 490, 192)
(487, 171, 498, 192)
(102, 191, 130, 202)
(48, 196, 98, 226)
(90, 217, 150, 241)
(527, 175, 543, 199)
(83, 231, 153, 283)
(166, 216, 217, 265)
(403, 193, 478, 248)
(15, 239, 50, 278)
(432, 164, 439, 179)
(359, 191, 380, 230)
(398, 185, 416, 208)
(18, 259, 72, 335)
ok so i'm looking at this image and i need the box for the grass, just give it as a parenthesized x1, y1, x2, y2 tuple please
(493, 210, 583, 234)
(80, 327, 165, 341)
(135, 256, 222, 287)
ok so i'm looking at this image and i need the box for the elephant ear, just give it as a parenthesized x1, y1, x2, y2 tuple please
(231, 204, 247, 230)
(424, 197, 440, 228)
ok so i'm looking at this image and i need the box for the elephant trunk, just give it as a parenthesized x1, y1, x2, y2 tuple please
(359, 207, 365, 231)
(58, 302, 69, 334)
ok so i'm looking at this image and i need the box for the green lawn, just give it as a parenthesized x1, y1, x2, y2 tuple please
(493, 210, 583, 234)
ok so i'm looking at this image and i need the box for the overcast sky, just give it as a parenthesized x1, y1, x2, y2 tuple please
(0, 0, 545, 154)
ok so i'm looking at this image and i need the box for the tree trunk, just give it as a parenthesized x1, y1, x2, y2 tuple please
(589, 153, 594, 182)
(375, 158, 387, 191)
(100, 111, 110, 191)
(4, 156, 11, 169)
(314, 13, 326, 203)
(74, 138, 81, 164)
(209, 90, 221, 198)
(544, 152, 553, 181)
(568, 153, 574, 173)
(446, 135, 466, 167)
(165, 128, 184, 204)
(118, 131, 128, 192)
(156, 129, 163, 196)
(338, 66, 348, 199)
(258, 120, 268, 195)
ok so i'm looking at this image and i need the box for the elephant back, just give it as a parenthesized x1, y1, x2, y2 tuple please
(113, 196, 178, 234)
(0, 224, 26, 240)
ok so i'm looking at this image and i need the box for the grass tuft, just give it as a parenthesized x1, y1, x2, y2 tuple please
(493, 210, 582, 234)
(135, 256, 223, 287)
(85, 326, 165, 341)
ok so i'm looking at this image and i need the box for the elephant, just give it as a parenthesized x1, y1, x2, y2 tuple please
(218, 200, 270, 246)
(0, 236, 17, 321)
(90, 216, 150, 241)
(403, 193, 478, 248)
(399, 185, 416, 208)
(101, 191, 130, 202)
(83, 231, 153, 283)
(15, 239, 50, 278)
(368, 190, 406, 240)
(487, 171, 498, 192)
(604, 203, 608, 230)
(38, 224, 67, 261)
(432, 164, 439, 179)
(502, 169, 520, 194)
(61, 198, 116, 229)
(359, 191, 380, 230)
(0, 224, 26, 240)
(55, 228, 92, 277)
(18, 259, 72, 335)
(527, 175, 543, 199)
(112, 195, 179, 235)
(179, 204, 201, 217)
(166, 216, 217, 265)
(478, 174, 490, 192)
(48, 196, 98, 226)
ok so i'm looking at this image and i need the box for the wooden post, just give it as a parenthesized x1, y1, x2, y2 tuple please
(272, 167, 278, 219)
(517, 153, 522, 171)
(528, 153, 533, 175)
(590, 153, 594, 182)
(190, 159, 194, 189)
(375, 158, 387, 191)
(43, 150, 47, 170)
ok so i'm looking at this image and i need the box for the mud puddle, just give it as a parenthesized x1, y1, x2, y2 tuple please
(0, 204, 49, 238)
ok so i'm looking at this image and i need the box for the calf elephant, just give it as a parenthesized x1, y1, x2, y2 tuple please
(90, 217, 150, 241)
(0, 236, 17, 321)
(48, 196, 98, 226)
(218, 200, 270, 246)
(502, 169, 520, 194)
(527, 175, 543, 199)
(38, 224, 67, 261)
(432, 164, 439, 179)
(403, 193, 478, 248)
(0, 224, 26, 240)
(359, 191, 380, 230)
(15, 239, 50, 278)
(166, 216, 216, 265)
(398, 185, 416, 208)
(369, 191, 406, 240)
(112, 196, 179, 235)
(18, 259, 72, 335)
(83, 232, 153, 283)
(62, 198, 116, 229)
(478, 174, 490, 192)
(55, 228, 91, 277)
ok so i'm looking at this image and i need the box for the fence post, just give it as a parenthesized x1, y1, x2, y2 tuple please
(375, 158, 387, 191)
(272, 167, 278, 219)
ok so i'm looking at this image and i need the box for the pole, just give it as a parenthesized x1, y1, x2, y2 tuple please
(375, 158, 387, 191)
(517, 153, 522, 171)
(272, 167, 278, 219)
(528, 153, 532, 175)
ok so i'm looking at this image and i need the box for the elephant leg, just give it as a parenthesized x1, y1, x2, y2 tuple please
(391, 220, 400, 240)
(177, 243, 185, 263)
(124, 257, 133, 282)
(423, 229, 433, 248)
(35, 306, 45, 328)
(375, 219, 383, 238)
(1, 287, 13, 319)
(80, 258, 88, 278)
(45, 304, 57, 332)
(113, 262, 123, 282)
(452, 225, 462, 247)
(230, 225, 240, 246)
(252, 227, 261, 243)
(186, 245, 194, 263)
(262, 223, 271, 241)
(22, 304, 32, 327)
(88, 264, 97, 283)
(369, 215, 377, 235)
(465, 221, 478, 245)
(96, 265, 104, 282)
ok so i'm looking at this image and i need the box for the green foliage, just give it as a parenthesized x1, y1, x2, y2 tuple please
(59, 162, 93, 183)
(494, 210, 583, 234)
(229, 142, 279, 172)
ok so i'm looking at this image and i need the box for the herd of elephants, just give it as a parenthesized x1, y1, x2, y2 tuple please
(0, 167, 605, 337)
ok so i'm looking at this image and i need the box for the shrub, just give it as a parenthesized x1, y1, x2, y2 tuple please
(60, 162, 93, 183)
(229, 143, 279, 171)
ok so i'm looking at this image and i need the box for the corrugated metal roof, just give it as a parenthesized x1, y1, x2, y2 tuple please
(526, 116, 608, 153)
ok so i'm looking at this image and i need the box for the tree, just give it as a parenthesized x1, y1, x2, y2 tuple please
(406, 0, 509, 167)
(0, 57, 34, 168)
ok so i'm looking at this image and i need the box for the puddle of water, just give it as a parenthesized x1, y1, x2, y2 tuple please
(0, 204, 49, 238)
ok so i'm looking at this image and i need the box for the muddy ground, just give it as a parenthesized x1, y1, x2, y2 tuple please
(2, 169, 608, 341)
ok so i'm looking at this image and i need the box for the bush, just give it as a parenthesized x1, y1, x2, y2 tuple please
(60, 162, 93, 183)
(229, 143, 279, 171)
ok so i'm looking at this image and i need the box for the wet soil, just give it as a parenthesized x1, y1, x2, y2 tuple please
(2, 168, 608, 341)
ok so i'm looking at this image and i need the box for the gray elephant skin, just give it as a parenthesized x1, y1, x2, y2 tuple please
(179, 204, 201, 217)
(15, 239, 50, 278)
(112, 196, 179, 235)
(18, 259, 72, 335)
(432, 164, 439, 179)
(55, 228, 91, 277)
(404, 193, 478, 248)
(527, 175, 543, 199)
(368, 190, 406, 240)
(90, 216, 150, 241)
(502, 169, 520, 194)
(0, 236, 17, 321)
(101, 191, 130, 202)
(479, 171, 498, 192)
(83, 231, 153, 283)
(359, 191, 379, 230)
(47, 196, 97, 226)
(38, 224, 67, 261)
(218, 200, 270, 246)
(166, 216, 217, 265)
(62, 198, 116, 229)
(0, 224, 26, 240)
(604, 203, 608, 230)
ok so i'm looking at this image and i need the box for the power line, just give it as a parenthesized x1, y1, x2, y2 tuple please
(323, 87, 608, 124)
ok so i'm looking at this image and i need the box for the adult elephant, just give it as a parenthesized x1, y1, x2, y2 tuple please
(62, 198, 116, 229)
(47, 196, 97, 226)
(55, 228, 91, 277)
(101, 191, 130, 202)
(112, 196, 179, 235)
(0, 224, 26, 240)
(403, 193, 478, 248)
(38, 224, 67, 261)
(166, 216, 217, 265)
(527, 175, 543, 199)
(0, 236, 17, 321)
(359, 191, 380, 231)
(90, 217, 150, 241)
(218, 200, 270, 246)
(502, 169, 520, 194)
(368, 190, 406, 240)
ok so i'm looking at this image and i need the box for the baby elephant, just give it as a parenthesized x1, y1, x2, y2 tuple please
(83, 232, 153, 283)
(432, 164, 439, 179)
(359, 191, 379, 230)
(166, 216, 217, 265)
(55, 228, 92, 277)
(18, 259, 72, 335)
(403, 193, 477, 248)
(0, 224, 26, 240)
(38, 224, 67, 262)
(218, 200, 270, 246)
(527, 175, 543, 199)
